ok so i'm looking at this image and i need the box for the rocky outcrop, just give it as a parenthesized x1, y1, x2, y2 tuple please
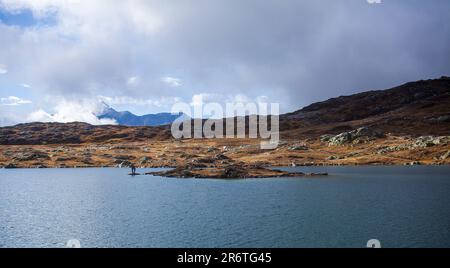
(320, 135, 334, 143)
(326, 127, 384, 146)
(288, 144, 309, 151)
(13, 150, 50, 161)
(376, 136, 450, 155)
(146, 163, 327, 179)
(412, 136, 449, 148)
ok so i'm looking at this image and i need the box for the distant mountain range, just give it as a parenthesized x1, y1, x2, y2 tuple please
(97, 105, 188, 127)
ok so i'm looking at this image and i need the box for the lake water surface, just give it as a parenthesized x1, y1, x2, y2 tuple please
(1, 166, 449, 248)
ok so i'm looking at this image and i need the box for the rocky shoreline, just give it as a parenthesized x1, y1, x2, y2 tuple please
(1, 125, 450, 172)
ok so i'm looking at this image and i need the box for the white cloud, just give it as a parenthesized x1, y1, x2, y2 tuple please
(0, 64, 7, 74)
(0, 96, 32, 106)
(190, 93, 223, 106)
(127, 76, 140, 86)
(21, 84, 31, 88)
(98, 95, 181, 108)
(161, 76, 182, 88)
(27, 99, 116, 125)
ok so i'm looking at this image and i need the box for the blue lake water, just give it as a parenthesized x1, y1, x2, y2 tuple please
(0, 166, 449, 248)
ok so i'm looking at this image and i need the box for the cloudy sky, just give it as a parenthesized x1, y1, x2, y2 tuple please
(0, 0, 449, 126)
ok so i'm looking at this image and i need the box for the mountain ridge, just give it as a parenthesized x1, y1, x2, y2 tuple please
(1, 76, 449, 145)
(279, 76, 450, 137)
(97, 105, 187, 127)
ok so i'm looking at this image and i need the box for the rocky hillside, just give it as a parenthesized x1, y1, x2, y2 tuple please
(0, 77, 449, 145)
(280, 76, 450, 137)
(0, 122, 172, 145)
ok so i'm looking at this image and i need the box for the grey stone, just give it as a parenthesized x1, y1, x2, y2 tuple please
(288, 145, 309, 151)
(440, 150, 450, 160)
(320, 135, 334, 142)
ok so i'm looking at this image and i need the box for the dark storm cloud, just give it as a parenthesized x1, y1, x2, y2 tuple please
(151, 0, 450, 111)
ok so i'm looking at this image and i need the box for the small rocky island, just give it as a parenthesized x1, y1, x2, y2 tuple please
(146, 163, 328, 179)
(144, 152, 328, 179)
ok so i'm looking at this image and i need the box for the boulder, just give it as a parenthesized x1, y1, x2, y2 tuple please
(328, 132, 354, 145)
(405, 161, 422, 166)
(354, 127, 384, 138)
(288, 145, 309, 151)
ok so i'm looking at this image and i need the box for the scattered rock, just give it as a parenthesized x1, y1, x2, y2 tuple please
(82, 157, 93, 164)
(35, 165, 48, 169)
(320, 135, 334, 143)
(288, 145, 309, 151)
(405, 161, 422, 166)
(326, 156, 343, 161)
(377, 136, 450, 155)
(412, 136, 449, 148)
(376, 145, 406, 154)
(115, 160, 132, 168)
(4, 163, 18, 169)
(440, 150, 450, 160)
(213, 154, 230, 161)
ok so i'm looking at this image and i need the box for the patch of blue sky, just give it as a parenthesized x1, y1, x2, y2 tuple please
(0, 8, 57, 28)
